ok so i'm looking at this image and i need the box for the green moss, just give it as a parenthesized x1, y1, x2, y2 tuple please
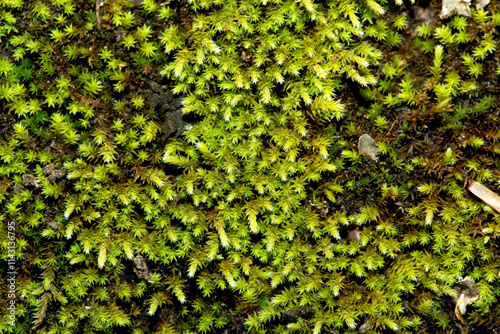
(0, 0, 500, 333)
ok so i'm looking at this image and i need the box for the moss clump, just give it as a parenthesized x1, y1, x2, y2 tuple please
(1, 0, 500, 333)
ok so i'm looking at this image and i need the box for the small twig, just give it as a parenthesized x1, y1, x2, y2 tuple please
(468, 181, 500, 213)
(171, 189, 184, 208)
(96, 0, 102, 30)
(385, 119, 397, 136)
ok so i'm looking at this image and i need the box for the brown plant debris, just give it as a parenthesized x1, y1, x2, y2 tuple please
(455, 277, 480, 324)
(440, 0, 471, 19)
(23, 174, 40, 188)
(347, 227, 361, 242)
(320, 200, 328, 217)
(414, 6, 435, 25)
(133, 255, 152, 282)
(358, 134, 378, 161)
(44, 164, 67, 182)
(476, 0, 490, 10)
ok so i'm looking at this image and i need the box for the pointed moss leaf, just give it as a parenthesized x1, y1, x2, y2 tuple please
(98, 244, 107, 268)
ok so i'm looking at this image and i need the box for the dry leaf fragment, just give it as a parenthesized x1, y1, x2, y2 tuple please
(23, 174, 40, 188)
(47, 221, 60, 230)
(241, 51, 252, 62)
(129, 0, 144, 6)
(358, 320, 371, 333)
(347, 227, 360, 242)
(133, 255, 153, 282)
(358, 134, 378, 161)
(414, 7, 435, 25)
(43, 164, 67, 181)
(468, 181, 500, 214)
(320, 200, 328, 218)
(43, 164, 55, 175)
(440, 0, 471, 19)
(455, 277, 479, 324)
(48, 169, 66, 182)
(476, 0, 490, 10)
